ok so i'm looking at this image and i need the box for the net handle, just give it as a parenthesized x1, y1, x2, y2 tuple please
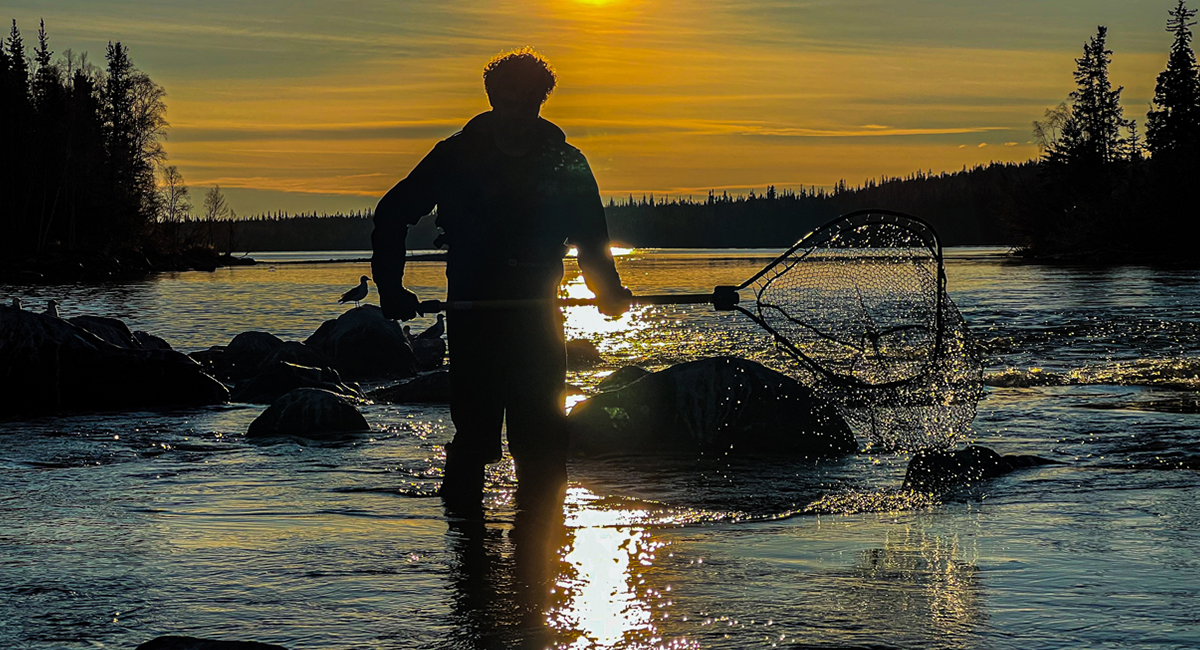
(417, 290, 736, 313)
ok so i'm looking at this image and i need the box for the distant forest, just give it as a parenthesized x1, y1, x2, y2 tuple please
(213, 161, 1034, 253)
(6, 4, 1200, 266)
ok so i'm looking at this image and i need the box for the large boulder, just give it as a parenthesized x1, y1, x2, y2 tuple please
(596, 365, 651, 392)
(411, 337, 446, 371)
(133, 330, 173, 350)
(902, 445, 1059, 493)
(222, 331, 285, 380)
(246, 388, 370, 438)
(263, 340, 330, 369)
(370, 369, 452, 403)
(304, 305, 417, 380)
(68, 315, 142, 349)
(137, 636, 288, 650)
(0, 306, 228, 414)
(566, 338, 602, 370)
(567, 356, 856, 456)
(230, 361, 363, 404)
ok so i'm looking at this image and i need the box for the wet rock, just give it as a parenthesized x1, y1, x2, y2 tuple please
(902, 445, 1059, 493)
(411, 336, 446, 371)
(222, 331, 285, 380)
(188, 345, 227, 375)
(263, 340, 330, 369)
(566, 338, 602, 369)
(231, 361, 363, 404)
(304, 305, 417, 380)
(0, 305, 228, 414)
(596, 365, 651, 392)
(567, 356, 856, 456)
(136, 636, 289, 650)
(370, 369, 452, 403)
(134, 330, 173, 350)
(69, 315, 140, 349)
(246, 388, 370, 438)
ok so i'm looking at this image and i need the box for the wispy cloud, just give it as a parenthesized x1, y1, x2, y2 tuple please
(6, 0, 1169, 213)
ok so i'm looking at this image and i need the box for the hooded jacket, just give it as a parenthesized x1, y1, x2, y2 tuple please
(371, 111, 624, 305)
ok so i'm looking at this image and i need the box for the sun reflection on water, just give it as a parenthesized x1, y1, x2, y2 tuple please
(560, 273, 649, 352)
(547, 487, 686, 649)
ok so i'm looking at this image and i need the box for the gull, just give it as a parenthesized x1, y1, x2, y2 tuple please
(44, 299, 60, 318)
(339, 275, 371, 307)
(415, 313, 445, 340)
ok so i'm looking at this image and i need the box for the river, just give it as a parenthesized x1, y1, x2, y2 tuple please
(2, 248, 1199, 649)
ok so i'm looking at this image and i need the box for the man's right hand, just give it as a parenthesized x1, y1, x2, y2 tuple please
(380, 286, 422, 321)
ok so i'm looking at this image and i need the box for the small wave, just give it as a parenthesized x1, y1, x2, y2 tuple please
(331, 484, 438, 498)
(986, 357, 1200, 390)
(803, 489, 940, 515)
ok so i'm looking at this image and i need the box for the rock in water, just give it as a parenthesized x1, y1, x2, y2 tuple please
(370, 370, 452, 403)
(222, 331, 285, 380)
(262, 340, 330, 369)
(596, 365, 651, 392)
(247, 388, 370, 438)
(304, 305, 417, 380)
(137, 636, 289, 650)
(0, 305, 229, 414)
(567, 356, 856, 456)
(902, 445, 1059, 493)
(231, 361, 363, 404)
(69, 315, 141, 349)
(411, 337, 446, 371)
(566, 338, 602, 369)
(133, 330, 173, 350)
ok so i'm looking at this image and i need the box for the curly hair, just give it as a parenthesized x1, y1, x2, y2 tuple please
(483, 47, 557, 104)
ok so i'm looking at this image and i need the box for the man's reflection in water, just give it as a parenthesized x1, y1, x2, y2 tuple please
(445, 491, 570, 649)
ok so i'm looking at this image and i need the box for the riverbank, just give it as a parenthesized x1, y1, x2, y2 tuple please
(0, 248, 258, 284)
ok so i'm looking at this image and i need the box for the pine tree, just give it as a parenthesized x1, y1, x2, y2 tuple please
(1054, 26, 1133, 165)
(31, 19, 60, 110)
(1146, 0, 1200, 156)
(6, 20, 29, 102)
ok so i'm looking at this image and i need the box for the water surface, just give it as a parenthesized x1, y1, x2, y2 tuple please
(3, 248, 1199, 649)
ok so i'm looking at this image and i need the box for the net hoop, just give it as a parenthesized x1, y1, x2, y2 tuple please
(732, 209, 947, 390)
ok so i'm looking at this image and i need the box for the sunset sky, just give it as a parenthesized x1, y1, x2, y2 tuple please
(7, 0, 1180, 215)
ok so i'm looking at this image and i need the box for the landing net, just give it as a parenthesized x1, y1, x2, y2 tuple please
(737, 210, 982, 450)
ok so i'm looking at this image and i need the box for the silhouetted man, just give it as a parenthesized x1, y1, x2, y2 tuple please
(371, 48, 630, 514)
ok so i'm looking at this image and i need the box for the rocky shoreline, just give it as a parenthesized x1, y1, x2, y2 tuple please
(0, 248, 257, 284)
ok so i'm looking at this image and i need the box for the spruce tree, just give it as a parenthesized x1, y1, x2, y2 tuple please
(1146, 0, 1200, 156)
(1055, 26, 1133, 165)
(5, 20, 29, 102)
(31, 19, 60, 110)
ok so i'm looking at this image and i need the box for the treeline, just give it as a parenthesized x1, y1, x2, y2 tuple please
(1, 19, 167, 256)
(1011, 2, 1200, 260)
(603, 162, 1037, 247)
(202, 162, 1034, 252)
(176, 210, 443, 253)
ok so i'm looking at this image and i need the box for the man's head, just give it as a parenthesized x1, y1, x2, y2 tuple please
(484, 48, 556, 125)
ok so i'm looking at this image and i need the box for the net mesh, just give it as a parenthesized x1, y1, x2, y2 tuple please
(741, 211, 982, 451)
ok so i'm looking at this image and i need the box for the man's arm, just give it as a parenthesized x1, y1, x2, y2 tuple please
(563, 151, 631, 315)
(371, 142, 446, 320)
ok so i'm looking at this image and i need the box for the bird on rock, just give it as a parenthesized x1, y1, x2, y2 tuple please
(44, 299, 60, 318)
(339, 275, 371, 307)
(415, 313, 445, 340)
(11, 297, 22, 310)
